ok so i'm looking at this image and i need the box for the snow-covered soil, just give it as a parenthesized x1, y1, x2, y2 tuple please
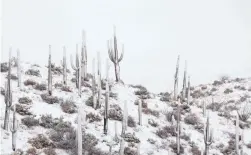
(1, 61, 251, 155)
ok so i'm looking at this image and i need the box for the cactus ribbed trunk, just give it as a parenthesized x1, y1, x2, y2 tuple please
(48, 45, 52, 96)
(3, 105, 10, 130)
(182, 61, 187, 101)
(71, 44, 81, 96)
(176, 99, 181, 155)
(173, 56, 180, 101)
(62, 46, 67, 85)
(203, 101, 206, 117)
(97, 52, 101, 108)
(114, 121, 118, 142)
(187, 76, 190, 104)
(77, 109, 82, 155)
(236, 114, 239, 155)
(92, 58, 97, 109)
(104, 59, 109, 134)
(119, 139, 125, 155)
(121, 101, 128, 137)
(81, 30, 87, 80)
(17, 50, 21, 88)
(138, 100, 142, 125)
(10, 104, 18, 151)
(204, 114, 213, 155)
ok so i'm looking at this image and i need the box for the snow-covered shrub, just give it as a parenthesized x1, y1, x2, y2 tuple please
(86, 112, 102, 123)
(52, 118, 72, 133)
(55, 129, 76, 150)
(234, 85, 246, 91)
(60, 99, 77, 114)
(124, 147, 137, 155)
(1, 62, 8, 72)
(190, 145, 201, 155)
(221, 139, 235, 155)
(224, 88, 233, 94)
(237, 103, 251, 122)
(191, 89, 205, 98)
(207, 101, 223, 111)
(132, 84, 150, 99)
(181, 133, 190, 141)
(24, 79, 37, 86)
(26, 147, 37, 155)
(39, 114, 55, 128)
(159, 92, 171, 102)
(35, 83, 47, 91)
(21, 116, 39, 127)
(127, 116, 136, 127)
(156, 125, 176, 138)
(109, 92, 118, 99)
(82, 133, 99, 151)
(169, 142, 184, 154)
(108, 104, 123, 121)
(18, 97, 32, 104)
(239, 94, 250, 102)
(54, 82, 63, 88)
(41, 93, 59, 104)
(50, 64, 62, 75)
(148, 118, 158, 127)
(210, 87, 218, 92)
(5, 74, 18, 80)
(43, 147, 56, 155)
(28, 134, 55, 149)
(212, 80, 223, 86)
(61, 85, 72, 92)
(25, 69, 41, 77)
(142, 108, 159, 117)
(147, 138, 156, 144)
(124, 133, 140, 143)
(14, 104, 32, 115)
(82, 80, 91, 88)
(184, 113, 200, 126)
(201, 85, 207, 90)
(86, 96, 94, 107)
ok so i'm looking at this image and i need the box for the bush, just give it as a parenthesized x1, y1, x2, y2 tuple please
(18, 97, 32, 104)
(39, 115, 55, 128)
(25, 69, 41, 77)
(86, 113, 102, 123)
(181, 134, 190, 141)
(28, 134, 54, 149)
(124, 133, 140, 143)
(156, 126, 176, 138)
(184, 113, 200, 125)
(108, 104, 123, 121)
(169, 142, 184, 154)
(148, 119, 158, 127)
(224, 88, 233, 94)
(21, 116, 39, 127)
(61, 86, 72, 92)
(15, 104, 32, 115)
(43, 147, 57, 155)
(1, 62, 8, 72)
(24, 79, 37, 86)
(159, 92, 171, 102)
(207, 102, 223, 111)
(191, 90, 205, 99)
(190, 145, 201, 155)
(51, 64, 63, 75)
(142, 108, 159, 117)
(109, 92, 118, 99)
(221, 139, 235, 155)
(237, 103, 251, 122)
(52, 118, 72, 133)
(127, 116, 136, 127)
(54, 82, 63, 88)
(134, 99, 148, 108)
(132, 85, 150, 99)
(60, 99, 77, 114)
(41, 93, 59, 104)
(86, 96, 94, 107)
(26, 147, 37, 155)
(35, 83, 47, 91)
(210, 87, 218, 92)
(124, 147, 137, 155)
(212, 80, 223, 86)
(6, 74, 18, 80)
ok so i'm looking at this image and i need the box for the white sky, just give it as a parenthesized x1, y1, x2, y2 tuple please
(1, 0, 251, 93)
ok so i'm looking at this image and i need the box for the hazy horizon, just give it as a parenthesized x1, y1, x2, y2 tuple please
(1, 0, 251, 93)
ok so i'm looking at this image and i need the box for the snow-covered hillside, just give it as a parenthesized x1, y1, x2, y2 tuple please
(1, 61, 251, 155)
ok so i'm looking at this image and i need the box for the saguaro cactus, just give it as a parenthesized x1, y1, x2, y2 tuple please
(235, 113, 244, 155)
(204, 113, 213, 155)
(121, 101, 128, 137)
(108, 27, 124, 82)
(97, 52, 102, 108)
(61, 46, 67, 85)
(175, 98, 181, 155)
(71, 44, 82, 96)
(182, 61, 187, 101)
(92, 58, 97, 109)
(203, 101, 206, 117)
(119, 138, 125, 155)
(48, 45, 52, 95)
(81, 30, 88, 80)
(173, 55, 180, 101)
(138, 100, 142, 125)
(104, 59, 110, 135)
(4, 49, 13, 130)
(17, 49, 21, 88)
(187, 76, 191, 104)
(76, 108, 86, 155)
(10, 104, 19, 151)
(114, 121, 119, 142)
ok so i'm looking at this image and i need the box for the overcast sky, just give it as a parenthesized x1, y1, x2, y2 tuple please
(1, 0, 251, 93)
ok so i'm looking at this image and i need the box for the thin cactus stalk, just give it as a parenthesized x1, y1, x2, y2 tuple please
(48, 45, 52, 95)
(10, 104, 19, 151)
(17, 49, 21, 88)
(97, 52, 102, 108)
(138, 99, 142, 125)
(71, 44, 81, 96)
(121, 101, 128, 137)
(61, 46, 67, 85)
(76, 108, 86, 155)
(182, 61, 187, 101)
(119, 138, 125, 155)
(187, 76, 191, 104)
(114, 121, 119, 142)
(4, 49, 13, 130)
(204, 113, 213, 155)
(92, 58, 97, 109)
(175, 98, 181, 155)
(108, 27, 124, 82)
(137, 142, 140, 155)
(235, 113, 244, 155)
(104, 59, 109, 134)
(203, 101, 206, 117)
(81, 30, 88, 80)
(173, 55, 180, 101)
(109, 145, 112, 155)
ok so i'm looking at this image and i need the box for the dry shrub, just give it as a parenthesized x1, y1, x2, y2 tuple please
(28, 134, 54, 149)
(184, 113, 200, 125)
(54, 82, 63, 88)
(18, 97, 32, 104)
(132, 85, 150, 99)
(41, 93, 59, 104)
(25, 69, 41, 77)
(35, 83, 47, 91)
(156, 125, 176, 138)
(224, 88, 233, 94)
(159, 92, 171, 102)
(124, 147, 137, 155)
(85, 96, 94, 107)
(39, 114, 55, 128)
(43, 147, 56, 155)
(26, 147, 37, 155)
(142, 108, 159, 117)
(108, 104, 123, 121)
(148, 118, 158, 127)
(1, 62, 8, 72)
(60, 99, 77, 114)
(207, 102, 223, 111)
(127, 116, 136, 127)
(169, 142, 184, 154)
(24, 79, 37, 86)
(21, 116, 39, 127)
(190, 145, 201, 155)
(86, 113, 102, 123)
(124, 133, 140, 143)
(6, 74, 18, 80)
(14, 104, 32, 115)
(61, 86, 72, 92)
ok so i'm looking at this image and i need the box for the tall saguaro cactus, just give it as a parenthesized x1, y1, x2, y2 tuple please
(81, 30, 88, 80)
(182, 61, 187, 101)
(4, 49, 13, 130)
(173, 55, 180, 101)
(108, 27, 124, 82)
(138, 100, 142, 125)
(97, 52, 102, 108)
(76, 108, 86, 155)
(121, 101, 128, 137)
(235, 113, 244, 155)
(119, 138, 125, 155)
(10, 104, 19, 151)
(104, 59, 110, 135)
(92, 58, 97, 109)
(61, 46, 67, 85)
(48, 45, 52, 95)
(175, 98, 181, 155)
(204, 114, 213, 155)
(71, 44, 82, 97)
(187, 76, 190, 104)
(17, 49, 21, 88)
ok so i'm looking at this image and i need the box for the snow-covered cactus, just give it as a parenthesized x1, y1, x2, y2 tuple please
(173, 55, 180, 101)
(71, 44, 82, 97)
(204, 113, 213, 155)
(76, 108, 86, 155)
(81, 30, 88, 80)
(97, 52, 102, 108)
(4, 49, 13, 130)
(137, 142, 140, 155)
(175, 98, 181, 155)
(17, 49, 21, 88)
(61, 46, 67, 85)
(121, 101, 128, 137)
(203, 101, 206, 117)
(48, 45, 52, 95)
(10, 104, 19, 151)
(187, 76, 191, 104)
(182, 61, 187, 101)
(108, 26, 124, 82)
(138, 99, 142, 125)
(104, 59, 110, 134)
(119, 138, 125, 155)
(92, 58, 97, 109)
(235, 113, 244, 155)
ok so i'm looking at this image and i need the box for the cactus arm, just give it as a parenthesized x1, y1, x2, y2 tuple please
(70, 55, 77, 70)
(118, 44, 124, 63)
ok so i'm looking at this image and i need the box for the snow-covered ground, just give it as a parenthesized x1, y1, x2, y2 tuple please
(1, 61, 251, 155)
